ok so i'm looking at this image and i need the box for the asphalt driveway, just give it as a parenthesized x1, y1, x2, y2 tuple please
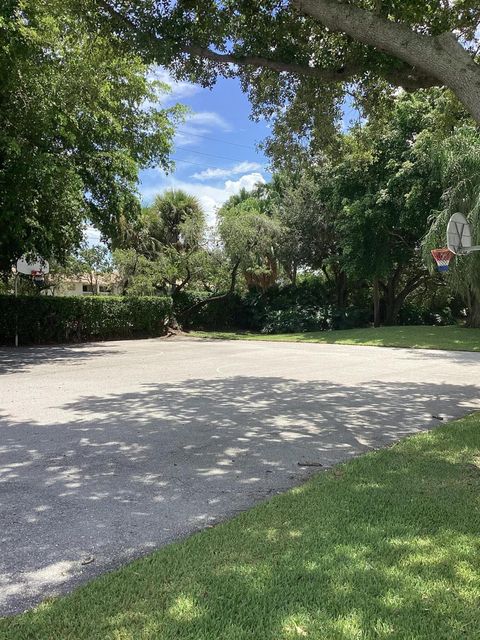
(1, 336, 479, 615)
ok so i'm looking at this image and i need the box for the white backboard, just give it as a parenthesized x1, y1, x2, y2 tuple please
(447, 213, 472, 255)
(16, 256, 50, 275)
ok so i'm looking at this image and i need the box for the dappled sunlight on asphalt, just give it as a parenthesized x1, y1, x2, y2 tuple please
(1, 338, 479, 614)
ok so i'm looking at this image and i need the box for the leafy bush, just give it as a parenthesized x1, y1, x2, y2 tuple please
(241, 280, 330, 330)
(397, 303, 456, 326)
(261, 308, 329, 334)
(173, 291, 253, 330)
(258, 278, 329, 311)
(328, 306, 372, 330)
(0, 295, 172, 345)
(175, 282, 371, 333)
(174, 278, 458, 334)
(261, 305, 371, 334)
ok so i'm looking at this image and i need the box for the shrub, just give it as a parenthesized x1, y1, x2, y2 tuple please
(0, 295, 172, 345)
(261, 308, 325, 334)
(173, 291, 253, 330)
(174, 282, 371, 333)
(397, 303, 456, 326)
(261, 305, 371, 334)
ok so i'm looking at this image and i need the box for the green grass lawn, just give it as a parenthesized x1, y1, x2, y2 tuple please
(2, 414, 480, 639)
(190, 325, 480, 352)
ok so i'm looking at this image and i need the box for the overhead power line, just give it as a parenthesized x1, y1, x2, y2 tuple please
(174, 147, 261, 163)
(169, 156, 266, 177)
(171, 156, 220, 169)
(176, 129, 258, 150)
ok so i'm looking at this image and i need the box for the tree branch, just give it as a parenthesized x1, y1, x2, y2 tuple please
(179, 258, 241, 325)
(174, 265, 191, 295)
(185, 44, 437, 88)
(292, 0, 473, 86)
(97, 0, 480, 122)
(373, 0, 383, 16)
(392, 262, 404, 288)
(183, 44, 362, 82)
(96, 0, 437, 89)
(399, 272, 428, 300)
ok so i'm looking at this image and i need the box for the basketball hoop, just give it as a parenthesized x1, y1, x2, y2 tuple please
(431, 248, 454, 272)
(14, 256, 49, 346)
(31, 270, 45, 285)
(16, 255, 49, 275)
(15, 256, 49, 286)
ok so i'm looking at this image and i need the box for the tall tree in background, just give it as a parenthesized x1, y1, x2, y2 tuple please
(332, 92, 446, 325)
(114, 190, 207, 296)
(218, 195, 282, 291)
(268, 174, 344, 296)
(146, 190, 205, 254)
(0, 0, 184, 271)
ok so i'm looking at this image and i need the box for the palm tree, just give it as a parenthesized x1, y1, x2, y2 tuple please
(146, 190, 205, 251)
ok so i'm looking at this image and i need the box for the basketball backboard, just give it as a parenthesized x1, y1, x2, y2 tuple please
(16, 256, 50, 275)
(447, 213, 472, 255)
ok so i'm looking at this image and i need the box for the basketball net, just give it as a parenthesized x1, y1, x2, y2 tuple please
(31, 270, 45, 284)
(431, 248, 454, 273)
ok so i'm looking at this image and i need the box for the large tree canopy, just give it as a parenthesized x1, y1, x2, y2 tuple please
(91, 0, 480, 162)
(0, 0, 184, 270)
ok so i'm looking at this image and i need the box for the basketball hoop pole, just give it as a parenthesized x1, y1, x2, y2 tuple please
(14, 272, 18, 347)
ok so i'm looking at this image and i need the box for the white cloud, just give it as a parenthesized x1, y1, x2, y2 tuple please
(192, 161, 263, 181)
(174, 111, 232, 148)
(224, 173, 266, 196)
(150, 67, 200, 102)
(185, 111, 230, 131)
(140, 172, 266, 225)
(84, 225, 101, 246)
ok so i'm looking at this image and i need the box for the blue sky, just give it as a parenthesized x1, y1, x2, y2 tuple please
(138, 69, 272, 225)
(87, 68, 357, 243)
(87, 69, 271, 244)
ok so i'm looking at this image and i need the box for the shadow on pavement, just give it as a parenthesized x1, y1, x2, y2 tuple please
(0, 344, 123, 375)
(1, 375, 478, 614)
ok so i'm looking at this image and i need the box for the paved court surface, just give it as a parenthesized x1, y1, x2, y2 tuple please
(1, 337, 479, 615)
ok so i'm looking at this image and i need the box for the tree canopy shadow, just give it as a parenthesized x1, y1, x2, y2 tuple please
(0, 343, 124, 375)
(1, 375, 479, 617)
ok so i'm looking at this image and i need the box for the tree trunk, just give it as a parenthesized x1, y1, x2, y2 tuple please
(335, 270, 347, 307)
(294, 0, 480, 124)
(382, 279, 395, 325)
(373, 277, 381, 328)
(466, 291, 480, 328)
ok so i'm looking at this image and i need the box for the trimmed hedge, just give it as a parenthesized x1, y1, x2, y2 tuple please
(0, 295, 172, 345)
